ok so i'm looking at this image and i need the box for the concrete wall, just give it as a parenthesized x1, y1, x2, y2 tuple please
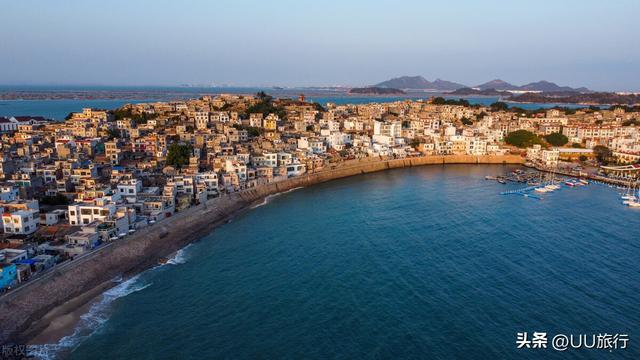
(0, 155, 522, 344)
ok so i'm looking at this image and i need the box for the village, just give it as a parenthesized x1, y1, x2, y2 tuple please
(0, 93, 639, 292)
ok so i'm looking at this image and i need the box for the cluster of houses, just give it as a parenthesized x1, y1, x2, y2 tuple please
(0, 94, 639, 291)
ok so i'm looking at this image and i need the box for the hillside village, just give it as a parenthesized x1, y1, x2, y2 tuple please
(0, 93, 639, 291)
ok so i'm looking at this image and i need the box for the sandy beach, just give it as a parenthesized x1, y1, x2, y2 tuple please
(26, 281, 113, 346)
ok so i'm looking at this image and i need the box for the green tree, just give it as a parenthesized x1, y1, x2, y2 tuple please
(571, 142, 584, 148)
(461, 117, 473, 126)
(246, 127, 264, 137)
(166, 143, 193, 169)
(544, 132, 569, 146)
(431, 97, 470, 107)
(40, 194, 69, 206)
(490, 102, 509, 112)
(313, 102, 325, 112)
(504, 130, 543, 148)
(593, 145, 612, 165)
(579, 155, 588, 162)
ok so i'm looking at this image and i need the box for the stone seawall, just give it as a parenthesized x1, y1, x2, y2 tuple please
(0, 155, 523, 344)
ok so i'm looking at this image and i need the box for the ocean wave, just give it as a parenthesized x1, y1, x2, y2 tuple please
(251, 186, 303, 209)
(28, 275, 151, 360)
(167, 244, 192, 265)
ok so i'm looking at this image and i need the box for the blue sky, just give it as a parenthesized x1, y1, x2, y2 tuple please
(1, 0, 638, 90)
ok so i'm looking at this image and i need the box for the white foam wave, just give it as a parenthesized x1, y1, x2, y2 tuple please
(167, 244, 192, 265)
(251, 186, 303, 209)
(28, 275, 151, 359)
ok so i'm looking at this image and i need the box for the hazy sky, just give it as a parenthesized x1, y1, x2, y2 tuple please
(2, 0, 639, 90)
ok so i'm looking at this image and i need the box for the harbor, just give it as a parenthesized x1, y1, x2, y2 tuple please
(489, 167, 640, 208)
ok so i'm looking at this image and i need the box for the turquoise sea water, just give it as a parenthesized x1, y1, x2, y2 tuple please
(0, 86, 592, 120)
(42, 165, 639, 359)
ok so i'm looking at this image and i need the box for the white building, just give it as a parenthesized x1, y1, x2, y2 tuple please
(2, 209, 38, 235)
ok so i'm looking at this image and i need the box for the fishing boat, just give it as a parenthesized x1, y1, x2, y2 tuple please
(565, 181, 576, 187)
(579, 179, 589, 185)
(534, 187, 549, 193)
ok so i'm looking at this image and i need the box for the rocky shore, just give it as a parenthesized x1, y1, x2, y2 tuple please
(0, 154, 523, 345)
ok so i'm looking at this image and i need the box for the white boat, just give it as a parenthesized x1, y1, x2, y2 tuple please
(579, 179, 589, 185)
(627, 201, 640, 207)
(535, 187, 549, 193)
(565, 181, 576, 187)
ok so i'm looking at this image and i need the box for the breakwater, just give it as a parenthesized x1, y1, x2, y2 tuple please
(0, 154, 523, 344)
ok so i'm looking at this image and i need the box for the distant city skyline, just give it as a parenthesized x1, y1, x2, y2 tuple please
(2, 0, 639, 91)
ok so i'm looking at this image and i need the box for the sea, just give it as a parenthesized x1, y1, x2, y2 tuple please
(0, 85, 593, 120)
(34, 165, 640, 360)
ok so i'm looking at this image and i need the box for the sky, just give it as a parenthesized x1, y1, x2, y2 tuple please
(1, 0, 639, 91)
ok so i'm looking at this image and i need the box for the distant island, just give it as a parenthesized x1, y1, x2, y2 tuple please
(375, 76, 465, 91)
(450, 88, 510, 96)
(348, 87, 406, 95)
(509, 92, 640, 105)
(373, 75, 592, 93)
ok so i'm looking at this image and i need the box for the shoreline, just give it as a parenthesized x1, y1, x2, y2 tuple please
(0, 155, 523, 347)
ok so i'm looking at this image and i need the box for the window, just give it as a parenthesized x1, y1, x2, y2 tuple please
(93, 209, 99, 215)
(83, 219, 89, 224)
(69, 210, 75, 216)
(81, 209, 92, 215)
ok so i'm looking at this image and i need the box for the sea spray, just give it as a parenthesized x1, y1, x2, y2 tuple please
(167, 243, 193, 265)
(28, 275, 152, 360)
(251, 186, 303, 209)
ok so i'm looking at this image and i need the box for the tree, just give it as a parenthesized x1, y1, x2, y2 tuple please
(579, 155, 588, 162)
(40, 194, 69, 206)
(166, 143, 193, 169)
(431, 97, 470, 107)
(593, 145, 612, 164)
(571, 142, 584, 148)
(106, 128, 121, 140)
(246, 127, 264, 137)
(505, 130, 543, 148)
(312, 102, 325, 112)
(461, 117, 473, 126)
(544, 132, 568, 146)
(490, 102, 509, 112)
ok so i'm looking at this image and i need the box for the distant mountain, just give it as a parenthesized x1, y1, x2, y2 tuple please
(348, 87, 405, 95)
(375, 76, 466, 91)
(519, 80, 577, 92)
(450, 87, 510, 96)
(476, 79, 519, 91)
(376, 76, 590, 93)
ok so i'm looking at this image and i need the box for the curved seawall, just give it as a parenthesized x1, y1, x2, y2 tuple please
(0, 155, 522, 344)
